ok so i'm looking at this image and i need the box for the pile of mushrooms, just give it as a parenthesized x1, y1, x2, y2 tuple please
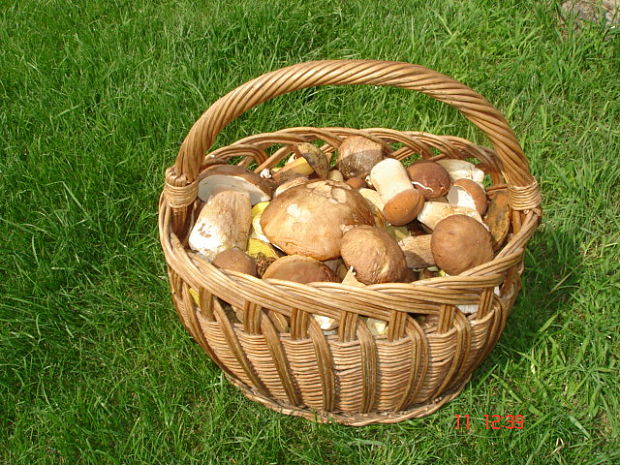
(188, 136, 511, 335)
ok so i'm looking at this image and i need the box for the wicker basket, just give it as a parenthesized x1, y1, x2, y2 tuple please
(159, 60, 542, 426)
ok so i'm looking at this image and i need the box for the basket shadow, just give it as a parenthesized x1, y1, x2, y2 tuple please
(469, 222, 582, 380)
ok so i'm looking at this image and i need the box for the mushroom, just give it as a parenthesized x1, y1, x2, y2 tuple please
(274, 176, 310, 197)
(212, 248, 258, 276)
(345, 177, 368, 189)
(340, 225, 408, 284)
(246, 238, 280, 277)
(436, 159, 485, 187)
(328, 169, 344, 182)
(417, 201, 484, 230)
(337, 135, 384, 179)
(263, 255, 338, 283)
(358, 188, 386, 228)
(484, 190, 511, 251)
(369, 158, 425, 226)
(406, 160, 452, 199)
(430, 215, 494, 275)
(260, 180, 374, 260)
(189, 190, 252, 260)
(197, 165, 272, 204)
(446, 179, 488, 216)
(398, 234, 435, 269)
(272, 143, 329, 184)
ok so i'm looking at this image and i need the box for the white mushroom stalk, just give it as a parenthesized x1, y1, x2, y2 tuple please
(189, 190, 252, 260)
(398, 234, 435, 269)
(417, 201, 484, 230)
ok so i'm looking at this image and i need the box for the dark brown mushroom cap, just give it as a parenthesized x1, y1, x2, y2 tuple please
(406, 160, 452, 199)
(340, 226, 408, 284)
(382, 189, 425, 226)
(212, 248, 258, 276)
(197, 164, 273, 204)
(337, 136, 384, 179)
(260, 180, 374, 260)
(430, 215, 494, 275)
(262, 255, 338, 283)
(296, 143, 330, 179)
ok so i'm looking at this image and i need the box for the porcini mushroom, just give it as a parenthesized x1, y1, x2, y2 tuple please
(260, 180, 374, 260)
(263, 255, 338, 283)
(212, 248, 258, 276)
(189, 190, 252, 260)
(337, 135, 384, 179)
(406, 160, 452, 199)
(430, 215, 494, 275)
(197, 165, 272, 204)
(274, 176, 309, 197)
(417, 201, 484, 230)
(398, 234, 435, 269)
(436, 159, 485, 187)
(446, 178, 488, 216)
(340, 225, 407, 284)
(369, 158, 425, 226)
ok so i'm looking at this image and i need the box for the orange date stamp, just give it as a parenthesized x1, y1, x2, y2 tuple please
(455, 414, 525, 430)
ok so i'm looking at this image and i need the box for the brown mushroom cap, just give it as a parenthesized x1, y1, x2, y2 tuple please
(337, 136, 384, 179)
(296, 143, 330, 179)
(262, 255, 338, 283)
(452, 178, 488, 215)
(212, 248, 258, 276)
(406, 160, 451, 199)
(260, 180, 374, 260)
(345, 177, 368, 189)
(340, 226, 408, 284)
(382, 189, 425, 226)
(198, 164, 273, 204)
(430, 215, 494, 275)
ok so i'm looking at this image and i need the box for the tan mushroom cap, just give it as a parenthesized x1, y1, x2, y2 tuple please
(430, 215, 494, 275)
(337, 136, 384, 179)
(260, 180, 374, 260)
(383, 189, 425, 226)
(197, 164, 273, 204)
(212, 248, 258, 277)
(406, 160, 452, 199)
(452, 178, 488, 215)
(345, 177, 368, 189)
(262, 255, 338, 283)
(340, 226, 408, 284)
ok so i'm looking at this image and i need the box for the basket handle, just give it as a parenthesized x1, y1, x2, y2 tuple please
(170, 60, 540, 211)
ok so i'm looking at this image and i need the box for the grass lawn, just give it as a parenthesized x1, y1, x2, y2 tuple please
(1, 0, 619, 463)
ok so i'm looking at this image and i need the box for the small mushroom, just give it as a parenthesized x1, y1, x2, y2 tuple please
(189, 190, 252, 260)
(340, 225, 407, 284)
(337, 135, 384, 179)
(295, 143, 330, 179)
(369, 158, 425, 226)
(274, 176, 310, 197)
(212, 248, 258, 276)
(484, 190, 511, 251)
(436, 159, 485, 187)
(345, 177, 368, 189)
(328, 169, 344, 182)
(198, 165, 272, 204)
(446, 179, 488, 216)
(263, 255, 338, 283)
(406, 160, 452, 199)
(430, 215, 494, 275)
(417, 201, 484, 230)
(398, 234, 435, 269)
(260, 180, 374, 260)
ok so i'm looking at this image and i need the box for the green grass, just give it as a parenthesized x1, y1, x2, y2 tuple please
(1, 0, 619, 463)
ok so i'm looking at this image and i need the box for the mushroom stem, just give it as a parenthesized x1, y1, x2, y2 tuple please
(398, 234, 435, 269)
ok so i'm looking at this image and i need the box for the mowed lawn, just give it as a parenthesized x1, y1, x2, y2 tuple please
(1, 1, 619, 464)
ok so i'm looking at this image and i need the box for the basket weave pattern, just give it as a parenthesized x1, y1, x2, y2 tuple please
(159, 61, 541, 425)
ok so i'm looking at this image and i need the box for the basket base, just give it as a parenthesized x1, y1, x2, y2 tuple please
(226, 374, 471, 426)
